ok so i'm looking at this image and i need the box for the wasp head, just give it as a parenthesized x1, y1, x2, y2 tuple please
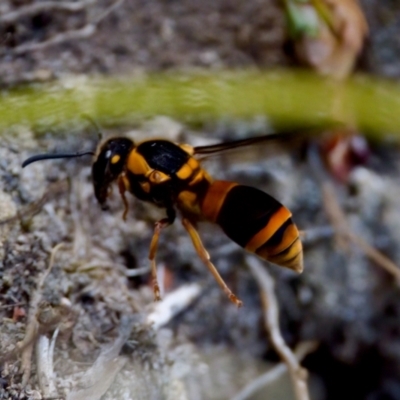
(92, 137, 134, 208)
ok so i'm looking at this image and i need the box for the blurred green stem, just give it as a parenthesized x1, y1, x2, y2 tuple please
(0, 70, 399, 138)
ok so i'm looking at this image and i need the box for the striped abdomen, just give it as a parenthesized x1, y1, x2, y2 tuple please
(201, 181, 303, 272)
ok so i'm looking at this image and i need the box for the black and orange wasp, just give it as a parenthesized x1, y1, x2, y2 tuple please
(22, 128, 313, 307)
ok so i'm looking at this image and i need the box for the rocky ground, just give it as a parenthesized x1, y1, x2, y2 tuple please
(1, 0, 400, 399)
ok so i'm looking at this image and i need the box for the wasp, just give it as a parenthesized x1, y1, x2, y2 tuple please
(22, 130, 306, 307)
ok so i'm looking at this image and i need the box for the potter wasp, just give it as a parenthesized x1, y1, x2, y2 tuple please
(22, 128, 310, 307)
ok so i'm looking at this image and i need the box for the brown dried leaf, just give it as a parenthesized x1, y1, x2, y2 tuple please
(289, 0, 368, 78)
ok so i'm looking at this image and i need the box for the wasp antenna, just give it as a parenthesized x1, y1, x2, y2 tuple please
(82, 114, 103, 141)
(22, 151, 95, 168)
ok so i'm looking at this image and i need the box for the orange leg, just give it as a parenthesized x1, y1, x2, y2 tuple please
(117, 176, 129, 221)
(181, 218, 243, 308)
(148, 218, 170, 301)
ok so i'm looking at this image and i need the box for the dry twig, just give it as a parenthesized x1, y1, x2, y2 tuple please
(247, 256, 311, 400)
(308, 143, 400, 281)
(232, 341, 318, 400)
(19, 320, 39, 386)
(0, 243, 67, 385)
(146, 283, 202, 330)
(321, 181, 400, 281)
(11, 0, 125, 55)
(74, 260, 127, 273)
(0, 0, 96, 24)
(13, 25, 95, 55)
(125, 266, 152, 277)
(20, 242, 65, 386)
(0, 181, 68, 226)
(36, 328, 60, 398)
(66, 316, 134, 400)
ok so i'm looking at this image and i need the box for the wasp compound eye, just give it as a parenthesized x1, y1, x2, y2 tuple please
(91, 137, 134, 206)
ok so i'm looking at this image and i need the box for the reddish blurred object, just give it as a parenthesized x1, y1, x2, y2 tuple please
(12, 306, 26, 322)
(285, 0, 368, 79)
(320, 129, 370, 181)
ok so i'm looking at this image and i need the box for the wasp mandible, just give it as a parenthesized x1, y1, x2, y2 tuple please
(23, 130, 306, 307)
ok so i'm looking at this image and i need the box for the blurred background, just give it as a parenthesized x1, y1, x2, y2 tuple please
(1, 1, 400, 399)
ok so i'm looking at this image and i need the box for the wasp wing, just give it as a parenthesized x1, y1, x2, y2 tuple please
(193, 126, 335, 156)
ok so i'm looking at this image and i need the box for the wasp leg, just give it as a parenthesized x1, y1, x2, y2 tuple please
(148, 208, 176, 302)
(117, 175, 129, 221)
(181, 218, 243, 308)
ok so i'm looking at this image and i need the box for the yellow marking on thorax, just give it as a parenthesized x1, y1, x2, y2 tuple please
(188, 158, 198, 169)
(148, 170, 170, 184)
(189, 167, 213, 187)
(176, 156, 200, 180)
(176, 163, 193, 180)
(177, 190, 201, 215)
(179, 143, 194, 155)
(127, 149, 151, 175)
(178, 165, 213, 217)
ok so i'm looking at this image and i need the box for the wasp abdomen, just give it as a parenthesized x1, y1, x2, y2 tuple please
(201, 181, 303, 272)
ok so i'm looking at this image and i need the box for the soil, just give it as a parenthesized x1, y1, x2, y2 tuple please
(1, 1, 400, 400)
